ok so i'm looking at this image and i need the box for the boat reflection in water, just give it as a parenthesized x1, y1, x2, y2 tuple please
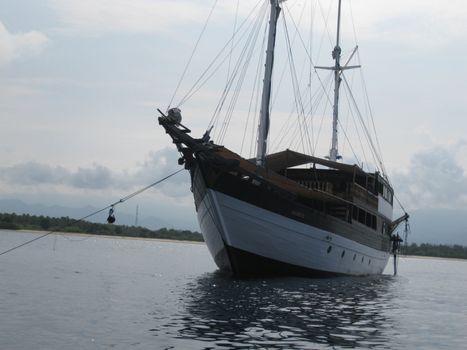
(172, 272, 400, 349)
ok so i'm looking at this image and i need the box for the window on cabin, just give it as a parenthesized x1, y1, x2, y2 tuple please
(352, 207, 377, 231)
(379, 183, 394, 204)
(365, 212, 372, 227)
(352, 207, 358, 221)
(358, 208, 366, 224)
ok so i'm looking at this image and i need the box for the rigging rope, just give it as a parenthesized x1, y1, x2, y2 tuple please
(240, 26, 266, 156)
(337, 118, 361, 166)
(394, 193, 408, 215)
(177, 0, 265, 109)
(217, 5, 268, 143)
(282, 17, 314, 157)
(167, 0, 219, 110)
(0, 169, 184, 257)
(317, 0, 335, 48)
(357, 49, 387, 174)
(341, 73, 385, 173)
(268, 2, 333, 156)
(212, 1, 268, 142)
(226, 0, 240, 85)
(341, 75, 369, 166)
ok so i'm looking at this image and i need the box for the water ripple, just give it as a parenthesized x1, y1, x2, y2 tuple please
(159, 272, 399, 349)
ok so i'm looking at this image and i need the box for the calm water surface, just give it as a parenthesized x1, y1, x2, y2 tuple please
(1, 230, 466, 349)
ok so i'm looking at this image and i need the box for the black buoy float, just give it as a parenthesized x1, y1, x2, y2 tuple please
(107, 206, 116, 224)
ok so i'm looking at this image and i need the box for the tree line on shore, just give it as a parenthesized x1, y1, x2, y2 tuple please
(0, 212, 203, 242)
(401, 243, 467, 260)
(1, 212, 466, 259)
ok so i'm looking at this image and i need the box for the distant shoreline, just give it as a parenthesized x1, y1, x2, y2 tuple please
(0, 212, 204, 242)
(2, 229, 466, 262)
(398, 254, 467, 263)
(2, 229, 205, 245)
(1, 212, 466, 260)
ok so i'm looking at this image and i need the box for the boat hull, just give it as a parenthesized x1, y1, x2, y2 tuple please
(193, 165, 390, 277)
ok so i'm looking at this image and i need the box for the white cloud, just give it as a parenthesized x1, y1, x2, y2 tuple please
(393, 142, 467, 210)
(0, 162, 113, 189)
(0, 21, 49, 65)
(0, 147, 189, 196)
(346, 0, 467, 47)
(123, 147, 191, 198)
(48, 0, 236, 33)
(281, 0, 467, 50)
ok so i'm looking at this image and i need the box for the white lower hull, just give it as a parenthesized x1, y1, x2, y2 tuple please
(197, 189, 390, 276)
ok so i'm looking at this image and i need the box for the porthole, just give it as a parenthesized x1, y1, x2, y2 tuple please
(341, 250, 345, 258)
(327, 246, 332, 254)
(353, 254, 357, 261)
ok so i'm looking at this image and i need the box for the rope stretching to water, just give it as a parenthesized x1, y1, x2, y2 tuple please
(0, 168, 184, 257)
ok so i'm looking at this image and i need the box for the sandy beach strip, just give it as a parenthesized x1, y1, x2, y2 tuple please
(1, 229, 205, 245)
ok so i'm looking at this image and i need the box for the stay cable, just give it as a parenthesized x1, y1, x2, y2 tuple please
(0, 168, 184, 257)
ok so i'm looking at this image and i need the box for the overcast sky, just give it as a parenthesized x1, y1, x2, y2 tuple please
(1, 0, 467, 244)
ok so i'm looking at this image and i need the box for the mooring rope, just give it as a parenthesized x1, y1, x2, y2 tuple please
(0, 168, 184, 257)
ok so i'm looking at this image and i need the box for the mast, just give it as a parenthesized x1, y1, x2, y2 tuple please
(256, 0, 282, 167)
(330, 0, 342, 162)
(316, 0, 359, 161)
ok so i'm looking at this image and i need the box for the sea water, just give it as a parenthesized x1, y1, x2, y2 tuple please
(0, 230, 466, 349)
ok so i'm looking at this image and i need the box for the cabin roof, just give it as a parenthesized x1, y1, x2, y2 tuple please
(260, 149, 367, 176)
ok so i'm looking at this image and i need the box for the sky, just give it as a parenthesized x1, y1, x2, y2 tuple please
(1, 0, 467, 245)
